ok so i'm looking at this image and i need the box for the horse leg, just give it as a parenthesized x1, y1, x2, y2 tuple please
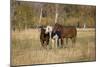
(61, 38, 64, 48)
(43, 41, 49, 49)
(56, 38, 59, 48)
(46, 39, 49, 49)
(58, 39, 61, 48)
(58, 39, 62, 48)
(40, 40, 45, 48)
(47, 39, 49, 45)
(65, 38, 68, 48)
(58, 39, 60, 48)
(72, 37, 76, 47)
(51, 39, 55, 49)
(54, 37, 59, 48)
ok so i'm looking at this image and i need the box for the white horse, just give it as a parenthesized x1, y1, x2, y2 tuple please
(45, 25, 60, 48)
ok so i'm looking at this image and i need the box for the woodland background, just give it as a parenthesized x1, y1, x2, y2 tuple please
(11, 0, 96, 31)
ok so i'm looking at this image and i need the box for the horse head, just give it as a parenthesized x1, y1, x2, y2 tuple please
(53, 23, 62, 33)
(45, 26, 53, 34)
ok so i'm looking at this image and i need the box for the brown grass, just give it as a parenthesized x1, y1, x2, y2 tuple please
(11, 28, 96, 66)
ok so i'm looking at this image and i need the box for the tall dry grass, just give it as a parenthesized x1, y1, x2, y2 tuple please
(11, 28, 96, 66)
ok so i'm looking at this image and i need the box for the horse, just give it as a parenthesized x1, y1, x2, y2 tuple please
(51, 31, 62, 48)
(53, 23, 77, 47)
(40, 27, 50, 49)
(45, 25, 62, 48)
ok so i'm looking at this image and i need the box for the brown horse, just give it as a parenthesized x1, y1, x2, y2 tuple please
(53, 23, 77, 47)
(40, 27, 50, 48)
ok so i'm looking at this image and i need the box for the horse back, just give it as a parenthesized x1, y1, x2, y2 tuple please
(62, 26, 77, 38)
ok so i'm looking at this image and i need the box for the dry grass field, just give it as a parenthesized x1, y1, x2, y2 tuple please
(11, 28, 96, 66)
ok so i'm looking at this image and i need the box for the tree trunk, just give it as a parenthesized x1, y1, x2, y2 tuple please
(55, 4, 59, 23)
(39, 7, 43, 26)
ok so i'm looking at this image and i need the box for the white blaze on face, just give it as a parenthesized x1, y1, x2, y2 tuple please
(45, 26, 53, 34)
(45, 26, 53, 39)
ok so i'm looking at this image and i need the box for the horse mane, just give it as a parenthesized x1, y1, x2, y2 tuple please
(53, 23, 62, 33)
(55, 23, 62, 27)
(55, 23, 76, 28)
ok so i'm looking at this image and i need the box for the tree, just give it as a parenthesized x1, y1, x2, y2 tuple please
(55, 4, 59, 23)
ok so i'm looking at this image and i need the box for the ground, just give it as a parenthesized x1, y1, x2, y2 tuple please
(11, 28, 96, 66)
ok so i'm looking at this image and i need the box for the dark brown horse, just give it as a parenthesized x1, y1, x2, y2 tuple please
(40, 27, 50, 48)
(53, 23, 77, 47)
